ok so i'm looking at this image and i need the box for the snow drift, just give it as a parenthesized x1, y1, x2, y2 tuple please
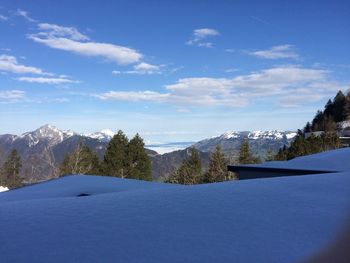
(0, 149, 349, 262)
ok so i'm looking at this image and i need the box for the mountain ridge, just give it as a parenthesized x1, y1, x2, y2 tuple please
(0, 125, 297, 182)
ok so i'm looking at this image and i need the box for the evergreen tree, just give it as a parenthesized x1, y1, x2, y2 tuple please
(204, 145, 235, 183)
(59, 143, 100, 176)
(311, 110, 324, 131)
(323, 99, 334, 116)
(166, 147, 202, 185)
(238, 139, 260, 164)
(332, 90, 346, 122)
(238, 139, 251, 164)
(275, 145, 288, 161)
(0, 149, 22, 189)
(344, 90, 350, 120)
(103, 130, 129, 177)
(127, 133, 152, 181)
(303, 122, 312, 133)
(323, 115, 337, 132)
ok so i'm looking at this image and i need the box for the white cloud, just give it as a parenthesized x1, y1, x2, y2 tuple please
(0, 90, 26, 102)
(54, 98, 70, 103)
(193, 28, 220, 39)
(37, 23, 90, 41)
(0, 54, 47, 74)
(248, 45, 299, 59)
(28, 23, 142, 65)
(17, 76, 79, 84)
(112, 62, 162, 75)
(225, 68, 239, 73)
(96, 66, 343, 107)
(133, 62, 161, 74)
(96, 90, 169, 102)
(186, 28, 220, 48)
(15, 9, 36, 22)
(0, 14, 8, 21)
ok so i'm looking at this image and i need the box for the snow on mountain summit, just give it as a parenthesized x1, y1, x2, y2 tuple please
(20, 124, 76, 147)
(84, 129, 115, 142)
(215, 130, 297, 140)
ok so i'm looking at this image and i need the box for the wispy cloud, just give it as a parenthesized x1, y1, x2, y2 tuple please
(28, 23, 142, 65)
(250, 16, 269, 25)
(186, 28, 220, 48)
(96, 66, 344, 107)
(247, 45, 299, 59)
(16, 76, 79, 84)
(0, 90, 26, 102)
(15, 9, 36, 22)
(96, 91, 169, 102)
(0, 54, 48, 74)
(0, 14, 8, 21)
(37, 23, 90, 41)
(224, 68, 239, 73)
(112, 62, 162, 75)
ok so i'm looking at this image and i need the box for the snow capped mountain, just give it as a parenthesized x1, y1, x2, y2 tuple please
(84, 129, 115, 142)
(215, 130, 297, 141)
(19, 124, 76, 147)
(194, 130, 297, 158)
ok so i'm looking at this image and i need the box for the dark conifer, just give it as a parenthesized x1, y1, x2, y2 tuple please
(127, 133, 152, 181)
(0, 149, 22, 189)
(204, 145, 234, 183)
(103, 130, 129, 177)
(166, 147, 202, 185)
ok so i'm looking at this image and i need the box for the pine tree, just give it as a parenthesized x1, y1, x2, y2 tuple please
(344, 90, 350, 120)
(0, 149, 22, 189)
(311, 110, 324, 131)
(187, 147, 202, 178)
(102, 130, 129, 177)
(166, 147, 202, 185)
(127, 133, 152, 181)
(323, 99, 334, 116)
(332, 90, 346, 122)
(303, 122, 312, 133)
(204, 145, 234, 183)
(323, 115, 337, 132)
(59, 143, 100, 176)
(238, 139, 260, 164)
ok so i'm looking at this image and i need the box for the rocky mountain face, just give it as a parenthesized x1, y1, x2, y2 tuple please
(0, 125, 296, 183)
(0, 125, 106, 182)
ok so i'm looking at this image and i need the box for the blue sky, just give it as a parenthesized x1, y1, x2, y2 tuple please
(0, 0, 349, 143)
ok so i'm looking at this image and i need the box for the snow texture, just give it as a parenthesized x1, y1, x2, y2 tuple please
(0, 149, 350, 262)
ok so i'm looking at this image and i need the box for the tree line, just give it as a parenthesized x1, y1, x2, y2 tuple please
(275, 90, 350, 160)
(166, 139, 260, 185)
(59, 130, 152, 181)
(0, 134, 262, 188)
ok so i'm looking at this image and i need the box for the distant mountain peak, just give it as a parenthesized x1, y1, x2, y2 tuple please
(194, 130, 297, 157)
(214, 130, 297, 140)
(19, 124, 75, 147)
(84, 129, 115, 142)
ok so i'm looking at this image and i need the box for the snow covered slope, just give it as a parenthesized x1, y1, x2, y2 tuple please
(1, 163, 350, 262)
